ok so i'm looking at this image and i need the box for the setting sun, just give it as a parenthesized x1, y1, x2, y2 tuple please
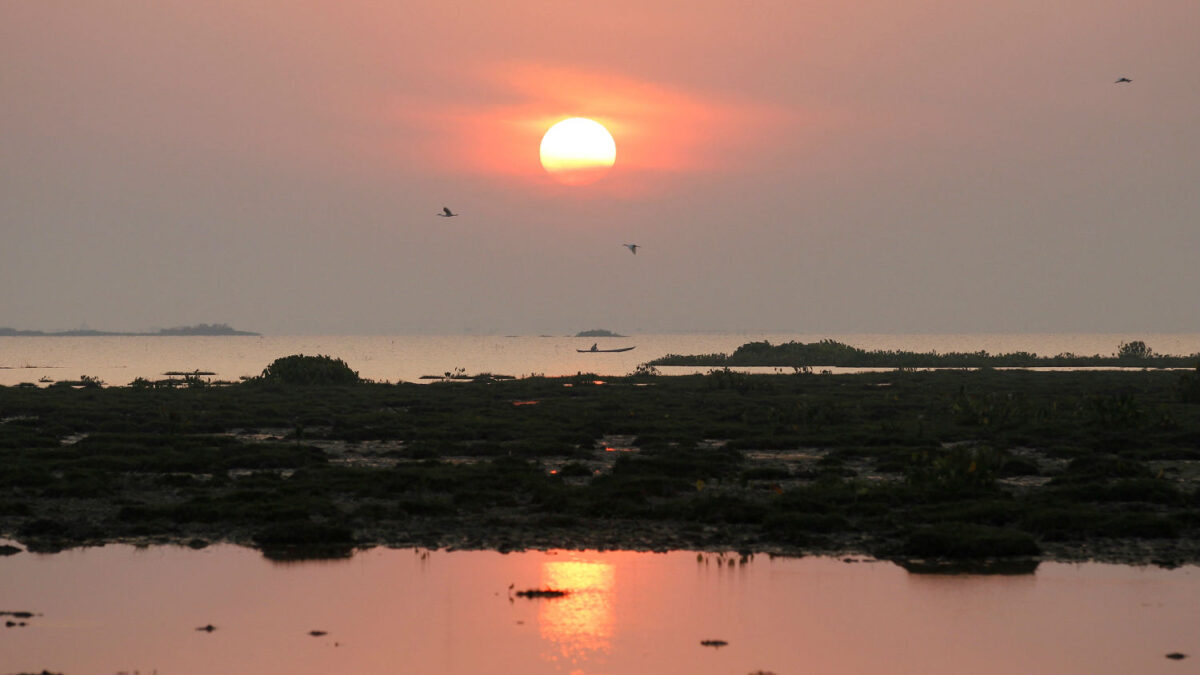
(539, 117, 616, 185)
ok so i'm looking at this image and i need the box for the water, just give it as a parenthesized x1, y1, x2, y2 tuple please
(1, 544, 1196, 674)
(3, 333, 1199, 386)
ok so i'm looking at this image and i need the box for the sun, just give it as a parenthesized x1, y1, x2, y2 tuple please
(539, 118, 616, 185)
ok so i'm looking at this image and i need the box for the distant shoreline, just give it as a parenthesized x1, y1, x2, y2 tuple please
(0, 323, 260, 337)
(574, 329, 627, 338)
(647, 338, 1200, 369)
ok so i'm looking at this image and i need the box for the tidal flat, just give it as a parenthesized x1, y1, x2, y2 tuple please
(2, 367, 1199, 566)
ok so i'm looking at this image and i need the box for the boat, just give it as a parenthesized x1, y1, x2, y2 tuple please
(577, 345, 636, 353)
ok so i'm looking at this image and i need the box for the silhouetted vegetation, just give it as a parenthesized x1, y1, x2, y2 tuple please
(1, 365, 1199, 565)
(648, 339, 1200, 369)
(254, 355, 360, 386)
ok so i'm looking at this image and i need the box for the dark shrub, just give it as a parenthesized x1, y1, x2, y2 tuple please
(253, 520, 355, 547)
(903, 523, 1040, 558)
(1020, 506, 1106, 541)
(18, 518, 69, 538)
(256, 355, 360, 385)
(1116, 340, 1153, 361)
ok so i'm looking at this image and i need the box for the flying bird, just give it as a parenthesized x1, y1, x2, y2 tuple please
(624, 243, 639, 255)
(437, 207, 458, 217)
(1115, 77, 1132, 83)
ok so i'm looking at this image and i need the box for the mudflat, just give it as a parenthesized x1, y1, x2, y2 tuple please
(2, 368, 1199, 566)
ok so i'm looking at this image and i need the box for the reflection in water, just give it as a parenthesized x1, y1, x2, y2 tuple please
(538, 559, 615, 666)
(2, 545, 1199, 674)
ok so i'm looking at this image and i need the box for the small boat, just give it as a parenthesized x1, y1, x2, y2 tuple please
(577, 345, 636, 353)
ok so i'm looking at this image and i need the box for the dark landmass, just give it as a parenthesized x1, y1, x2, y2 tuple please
(0, 323, 260, 337)
(156, 323, 260, 336)
(513, 588, 568, 598)
(648, 339, 1200, 369)
(574, 329, 627, 338)
(2, 358, 1200, 568)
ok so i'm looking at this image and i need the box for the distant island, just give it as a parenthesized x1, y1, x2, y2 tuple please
(647, 339, 1200, 369)
(0, 323, 260, 337)
(574, 329, 626, 338)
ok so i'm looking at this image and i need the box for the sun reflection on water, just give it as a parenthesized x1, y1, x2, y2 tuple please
(538, 558, 615, 667)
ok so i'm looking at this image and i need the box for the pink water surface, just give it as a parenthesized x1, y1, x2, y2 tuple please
(2, 544, 1197, 674)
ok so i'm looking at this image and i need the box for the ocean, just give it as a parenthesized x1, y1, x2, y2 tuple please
(2, 332, 1199, 387)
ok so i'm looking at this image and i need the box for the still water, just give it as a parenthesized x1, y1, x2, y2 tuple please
(3, 333, 1200, 386)
(1, 544, 1197, 675)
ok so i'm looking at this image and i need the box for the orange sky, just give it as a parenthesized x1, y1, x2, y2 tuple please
(2, 0, 1199, 334)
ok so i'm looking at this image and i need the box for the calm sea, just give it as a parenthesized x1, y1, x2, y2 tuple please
(1, 545, 1197, 675)
(2, 333, 1200, 387)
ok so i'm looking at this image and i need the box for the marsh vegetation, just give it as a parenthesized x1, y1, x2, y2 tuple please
(2, 356, 1200, 565)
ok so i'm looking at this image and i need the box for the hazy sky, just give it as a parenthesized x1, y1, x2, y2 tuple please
(3, 1, 1198, 335)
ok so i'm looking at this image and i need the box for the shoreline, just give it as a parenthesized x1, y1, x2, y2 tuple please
(6, 526, 1198, 570)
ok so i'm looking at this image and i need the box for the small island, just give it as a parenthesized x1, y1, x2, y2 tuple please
(0, 323, 260, 337)
(155, 323, 260, 336)
(646, 339, 1200, 369)
(574, 329, 627, 338)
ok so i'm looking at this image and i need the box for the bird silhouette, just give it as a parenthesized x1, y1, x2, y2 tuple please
(1115, 77, 1132, 83)
(624, 243, 639, 255)
(437, 207, 458, 217)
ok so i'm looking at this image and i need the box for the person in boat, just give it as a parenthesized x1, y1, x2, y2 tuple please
(590, 343, 598, 352)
